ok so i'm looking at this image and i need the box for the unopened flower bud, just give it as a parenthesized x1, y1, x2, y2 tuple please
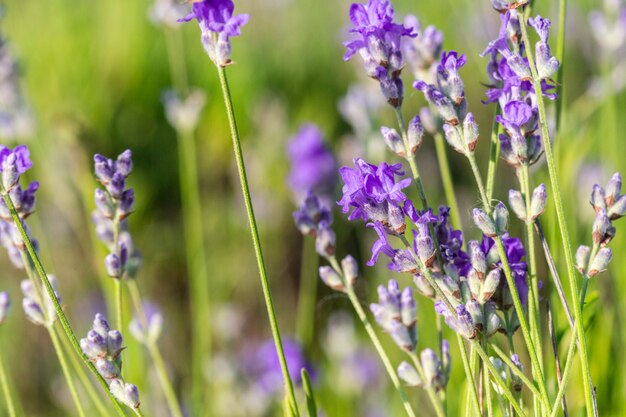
(575, 245, 591, 273)
(416, 236, 435, 267)
(530, 184, 547, 220)
(318, 266, 344, 292)
(107, 330, 124, 357)
(421, 348, 442, 387)
(110, 379, 140, 409)
(481, 269, 501, 304)
(473, 208, 497, 237)
(95, 189, 115, 219)
(508, 189, 526, 220)
(389, 319, 414, 352)
(493, 202, 509, 235)
(443, 123, 464, 154)
(605, 173, 621, 206)
(484, 302, 501, 337)
(592, 210, 613, 245)
(463, 113, 479, 152)
(468, 240, 487, 277)
(588, 248, 612, 277)
(400, 287, 417, 327)
(315, 225, 336, 257)
(466, 300, 483, 331)
(407, 115, 424, 154)
(590, 184, 606, 213)
(381, 126, 405, 157)
(105, 253, 123, 278)
(608, 195, 626, 220)
(341, 255, 359, 286)
(115, 150, 133, 177)
(96, 357, 120, 379)
(398, 361, 422, 387)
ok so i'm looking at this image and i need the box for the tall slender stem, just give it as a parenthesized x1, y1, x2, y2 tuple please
(486, 106, 502, 203)
(295, 238, 319, 350)
(326, 256, 416, 417)
(0, 348, 17, 417)
(0, 187, 127, 416)
(114, 280, 123, 337)
(127, 280, 184, 417)
(216, 66, 299, 415)
(518, 14, 594, 416)
(47, 325, 87, 417)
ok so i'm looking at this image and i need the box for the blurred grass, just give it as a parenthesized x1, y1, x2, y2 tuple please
(0, 0, 624, 415)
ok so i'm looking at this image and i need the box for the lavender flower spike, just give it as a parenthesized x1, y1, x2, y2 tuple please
(179, 0, 249, 67)
(0, 291, 9, 324)
(129, 302, 164, 345)
(0, 145, 32, 191)
(528, 16, 560, 80)
(162, 89, 207, 134)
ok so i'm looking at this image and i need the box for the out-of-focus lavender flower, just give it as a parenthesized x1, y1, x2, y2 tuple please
(21, 276, 61, 327)
(81, 313, 141, 409)
(398, 345, 450, 390)
(590, 172, 626, 221)
(402, 16, 443, 83)
(590, 0, 626, 53)
(179, 0, 249, 67)
(338, 158, 411, 233)
(162, 89, 206, 134)
(293, 191, 338, 259)
(371, 280, 417, 351)
(343, 0, 416, 107)
(148, 0, 188, 28)
(286, 124, 337, 205)
(0, 291, 10, 324)
(338, 83, 386, 156)
(244, 338, 313, 396)
(528, 16, 560, 80)
(129, 302, 164, 345)
(92, 150, 141, 280)
(0, 26, 35, 142)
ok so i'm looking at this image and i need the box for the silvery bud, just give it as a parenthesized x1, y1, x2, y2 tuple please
(315, 225, 336, 257)
(508, 189, 526, 220)
(318, 266, 344, 292)
(484, 302, 502, 337)
(413, 274, 435, 298)
(592, 210, 614, 245)
(381, 126, 405, 157)
(465, 299, 483, 331)
(493, 202, 509, 235)
(608, 195, 626, 220)
(398, 361, 423, 387)
(421, 348, 442, 387)
(96, 357, 120, 379)
(588, 248, 612, 277)
(107, 330, 124, 357)
(530, 184, 547, 220)
(575, 245, 591, 273)
(468, 240, 487, 277)
(463, 112, 479, 152)
(416, 236, 435, 267)
(590, 184, 606, 213)
(473, 208, 497, 237)
(400, 287, 417, 327)
(481, 269, 501, 304)
(341, 255, 359, 287)
(605, 173, 622, 207)
(407, 115, 424, 154)
(110, 379, 140, 409)
(443, 123, 464, 154)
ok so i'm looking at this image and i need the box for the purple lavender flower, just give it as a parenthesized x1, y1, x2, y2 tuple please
(129, 302, 164, 345)
(0, 291, 10, 324)
(338, 158, 411, 233)
(435, 302, 477, 340)
(370, 280, 417, 351)
(287, 124, 337, 205)
(148, 0, 187, 28)
(0, 145, 32, 191)
(179, 0, 249, 67)
(528, 16, 560, 80)
(343, 0, 416, 106)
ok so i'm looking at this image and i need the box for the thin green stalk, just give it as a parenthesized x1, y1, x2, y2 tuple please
(473, 342, 527, 417)
(433, 132, 462, 230)
(486, 106, 502, 203)
(47, 324, 87, 417)
(0, 349, 17, 417)
(164, 29, 189, 96)
(491, 344, 544, 401)
(114, 279, 124, 338)
(466, 152, 490, 209)
(326, 256, 416, 417)
(127, 280, 184, 417)
(57, 326, 110, 417)
(216, 66, 299, 416)
(295, 238, 319, 350)
(408, 353, 446, 417)
(459, 337, 481, 417)
(465, 345, 480, 417)
(547, 302, 569, 417)
(481, 324, 493, 417)
(0, 187, 127, 416)
(518, 14, 594, 416)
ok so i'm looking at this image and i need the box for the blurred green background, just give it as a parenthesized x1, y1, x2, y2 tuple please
(0, 0, 624, 416)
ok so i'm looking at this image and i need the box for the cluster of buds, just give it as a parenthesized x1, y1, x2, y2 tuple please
(472, 202, 510, 238)
(370, 280, 417, 352)
(380, 117, 424, 159)
(93, 151, 141, 280)
(436, 299, 501, 340)
(21, 276, 61, 327)
(129, 302, 164, 346)
(397, 342, 450, 391)
(0, 291, 10, 324)
(293, 192, 336, 258)
(497, 101, 543, 168)
(576, 173, 626, 277)
(81, 314, 140, 410)
(318, 255, 358, 292)
(466, 241, 502, 304)
(402, 16, 443, 84)
(509, 183, 547, 222)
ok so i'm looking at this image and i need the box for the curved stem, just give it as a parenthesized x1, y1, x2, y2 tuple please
(518, 14, 594, 416)
(0, 188, 127, 416)
(327, 256, 416, 417)
(408, 352, 446, 417)
(0, 348, 17, 417)
(433, 132, 462, 230)
(48, 325, 87, 417)
(216, 66, 299, 416)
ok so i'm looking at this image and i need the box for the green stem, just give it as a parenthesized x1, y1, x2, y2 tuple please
(433, 132, 462, 230)
(408, 352, 446, 417)
(518, 14, 594, 416)
(327, 257, 416, 417)
(47, 325, 87, 417)
(481, 328, 493, 417)
(465, 345, 480, 417)
(0, 348, 17, 417)
(0, 187, 127, 416)
(295, 238, 319, 350)
(127, 280, 184, 417)
(459, 337, 481, 417)
(486, 106, 502, 203)
(164, 28, 189, 96)
(56, 326, 110, 417)
(114, 279, 123, 338)
(216, 65, 299, 416)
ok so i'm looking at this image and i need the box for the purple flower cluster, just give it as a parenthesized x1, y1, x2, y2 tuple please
(344, 0, 416, 107)
(81, 314, 140, 409)
(287, 124, 337, 206)
(435, 298, 501, 340)
(179, 0, 249, 67)
(92, 151, 141, 280)
(397, 342, 450, 391)
(370, 280, 417, 352)
(293, 192, 336, 258)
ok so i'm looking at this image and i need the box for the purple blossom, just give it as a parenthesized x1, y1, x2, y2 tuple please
(287, 124, 337, 205)
(179, 0, 249, 67)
